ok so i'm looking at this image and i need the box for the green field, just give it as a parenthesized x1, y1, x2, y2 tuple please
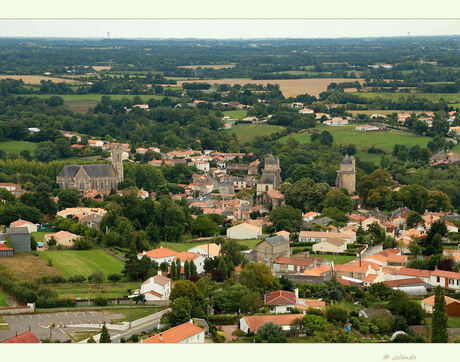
(311, 253, 356, 264)
(453, 143, 460, 154)
(0, 140, 38, 155)
(31, 231, 47, 243)
(38, 249, 124, 278)
(227, 124, 285, 143)
(280, 124, 431, 152)
(350, 92, 460, 103)
(0, 289, 9, 307)
(222, 110, 248, 119)
(48, 281, 140, 299)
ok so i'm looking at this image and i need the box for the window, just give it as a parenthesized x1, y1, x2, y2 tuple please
(437, 277, 440, 283)
(270, 307, 274, 312)
(286, 307, 292, 311)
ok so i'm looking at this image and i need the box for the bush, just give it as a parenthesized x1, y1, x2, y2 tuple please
(257, 322, 284, 340)
(359, 324, 370, 335)
(69, 275, 86, 283)
(232, 329, 247, 337)
(369, 324, 380, 335)
(326, 306, 348, 324)
(128, 334, 139, 342)
(215, 331, 226, 343)
(120, 337, 126, 343)
(305, 308, 324, 316)
(93, 297, 108, 306)
(35, 298, 76, 308)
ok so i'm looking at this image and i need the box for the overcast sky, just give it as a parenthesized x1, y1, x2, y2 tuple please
(0, 19, 459, 39)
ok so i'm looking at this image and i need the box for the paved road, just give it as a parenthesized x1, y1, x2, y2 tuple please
(345, 244, 383, 265)
(110, 313, 166, 343)
(0, 311, 123, 342)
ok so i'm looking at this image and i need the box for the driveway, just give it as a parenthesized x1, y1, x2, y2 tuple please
(218, 325, 238, 342)
(0, 311, 124, 342)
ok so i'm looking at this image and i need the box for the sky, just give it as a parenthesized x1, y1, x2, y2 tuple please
(0, 19, 459, 39)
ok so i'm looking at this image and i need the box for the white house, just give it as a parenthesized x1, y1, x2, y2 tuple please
(189, 160, 210, 172)
(355, 124, 380, 132)
(312, 238, 347, 253)
(138, 247, 179, 264)
(299, 230, 356, 244)
(142, 320, 204, 343)
(430, 268, 460, 290)
(140, 273, 172, 301)
(303, 211, 320, 222)
(175, 252, 206, 274)
(226, 223, 262, 240)
(187, 243, 221, 258)
(87, 139, 104, 148)
(299, 108, 314, 114)
(323, 118, 348, 126)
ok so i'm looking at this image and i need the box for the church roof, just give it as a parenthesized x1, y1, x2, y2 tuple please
(58, 164, 115, 179)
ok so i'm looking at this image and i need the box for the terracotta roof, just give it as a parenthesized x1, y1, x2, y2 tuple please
(142, 321, 203, 343)
(274, 256, 316, 267)
(422, 295, 460, 307)
(145, 290, 163, 297)
(10, 219, 34, 227)
(175, 251, 200, 262)
(363, 274, 378, 282)
(242, 314, 304, 332)
(303, 265, 332, 276)
(0, 331, 41, 343)
(192, 243, 221, 257)
(139, 248, 179, 259)
(295, 298, 326, 310)
(303, 211, 319, 218)
(265, 290, 296, 305)
(384, 278, 425, 288)
(397, 268, 431, 279)
(431, 268, 460, 279)
(335, 264, 369, 274)
(44, 230, 79, 241)
(266, 189, 284, 199)
(0, 243, 12, 251)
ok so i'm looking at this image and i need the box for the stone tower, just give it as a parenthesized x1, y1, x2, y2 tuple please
(111, 146, 124, 183)
(336, 155, 356, 194)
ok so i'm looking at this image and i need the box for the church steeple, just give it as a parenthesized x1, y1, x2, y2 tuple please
(111, 146, 124, 183)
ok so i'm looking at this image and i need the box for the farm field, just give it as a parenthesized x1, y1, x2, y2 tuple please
(280, 124, 431, 152)
(0, 75, 77, 84)
(0, 289, 9, 307)
(48, 281, 140, 300)
(226, 124, 285, 143)
(222, 110, 248, 119)
(38, 249, 124, 278)
(0, 253, 61, 280)
(0, 140, 38, 155)
(179, 64, 236, 69)
(177, 78, 364, 97)
(354, 150, 390, 165)
(350, 92, 460, 103)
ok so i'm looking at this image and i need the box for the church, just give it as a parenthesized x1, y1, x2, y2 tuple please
(57, 146, 124, 192)
(336, 155, 356, 194)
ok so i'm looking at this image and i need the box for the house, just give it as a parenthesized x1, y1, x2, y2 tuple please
(303, 264, 333, 280)
(175, 251, 206, 274)
(421, 295, 460, 316)
(5, 227, 31, 253)
(303, 211, 320, 222)
(299, 230, 355, 244)
(142, 320, 204, 343)
(80, 214, 103, 229)
(0, 330, 41, 343)
(264, 290, 297, 314)
(87, 139, 104, 148)
(9, 219, 37, 233)
(299, 108, 314, 114)
(449, 126, 460, 136)
(57, 207, 107, 220)
(312, 238, 347, 253)
(140, 273, 172, 301)
(334, 264, 371, 280)
(273, 256, 318, 273)
(239, 314, 304, 334)
(226, 223, 262, 240)
(276, 231, 290, 242)
(0, 243, 13, 257)
(394, 268, 432, 284)
(430, 268, 460, 290)
(44, 230, 80, 247)
(323, 118, 348, 126)
(355, 124, 380, 132)
(256, 235, 290, 268)
(138, 247, 179, 264)
(187, 243, 221, 258)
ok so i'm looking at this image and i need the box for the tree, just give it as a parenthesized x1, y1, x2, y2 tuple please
(170, 297, 192, 326)
(427, 191, 452, 212)
(221, 239, 243, 266)
(431, 286, 448, 343)
(322, 279, 344, 303)
(257, 322, 284, 340)
(424, 233, 444, 256)
(108, 273, 122, 285)
(189, 260, 197, 279)
(87, 336, 96, 343)
(269, 205, 302, 231)
(406, 211, 424, 229)
(321, 189, 352, 213)
(383, 236, 397, 249)
(387, 294, 425, 325)
(399, 185, 429, 214)
(99, 322, 111, 343)
(88, 271, 105, 285)
(184, 259, 190, 280)
(169, 280, 207, 318)
(238, 263, 280, 294)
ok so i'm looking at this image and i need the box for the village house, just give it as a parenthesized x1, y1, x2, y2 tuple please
(0, 330, 41, 343)
(312, 238, 347, 253)
(303, 264, 334, 280)
(87, 139, 104, 148)
(0, 183, 26, 197)
(239, 314, 304, 334)
(430, 268, 460, 290)
(138, 247, 179, 264)
(303, 211, 320, 222)
(0, 243, 13, 258)
(187, 243, 221, 258)
(140, 273, 172, 301)
(174, 251, 206, 274)
(264, 289, 326, 314)
(9, 219, 37, 233)
(256, 235, 290, 268)
(142, 320, 204, 344)
(272, 256, 325, 274)
(355, 124, 380, 132)
(421, 295, 460, 316)
(57, 207, 107, 220)
(226, 223, 263, 240)
(298, 230, 356, 244)
(44, 230, 80, 247)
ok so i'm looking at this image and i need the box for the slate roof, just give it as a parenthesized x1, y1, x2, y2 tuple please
(58, 164, 115, 179)
(263, 235, 289, 247)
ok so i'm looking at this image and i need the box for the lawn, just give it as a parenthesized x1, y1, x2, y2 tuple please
(0, 289, 9, 307)
(68, 331, 99, 343)
(0, 140, 38, 155)
(350, 92, 460, 104)
(311, 253, 356, 264)
(167, 239, 261, 252)
(104, 306, 163, 322)
(38, 249, 124, 278)
(280, 124, 431, 152)
(0, 253, 61, 280)
(48, 281, 140, 300)
(426, 316, 460, 328)
(222, 110, 248, 119)
(226, 124, 285, 143)
(31, 231, 48, 243)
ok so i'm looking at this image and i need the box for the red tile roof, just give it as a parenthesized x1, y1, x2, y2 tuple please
(296, 298, 326, 310)
(0, 331, 41, 343)
(274, 256, 316, 267)
(139, 248, 179, 259)
(0, 243, 12, 251)
(142, 321, 203, 343)
(242, 314, 304, 332)
(265, 290, 296, 305)
(397, 268, 431, 278)
(384, 278, 425, 287)
(431, 268, 460, 279)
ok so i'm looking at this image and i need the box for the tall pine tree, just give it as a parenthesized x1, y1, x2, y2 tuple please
(190, 260, 197, 278)
(170, 261, 177, 281)
(431, 286, 448, 343)
(99, 322, 111, 343)
(184, 259, 190, 279)
(175, 259, 182, 280)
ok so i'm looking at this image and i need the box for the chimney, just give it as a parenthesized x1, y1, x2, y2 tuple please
(190, 319, 194, 324)
(143, 250, 146, 256)
(294, 288, 298, 298)
(158, 270, 162, 276)
(159, 333, 163, 342)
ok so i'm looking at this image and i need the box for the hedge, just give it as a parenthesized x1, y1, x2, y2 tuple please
(290, 242, 316, 247)
(208, 315, 241, 325)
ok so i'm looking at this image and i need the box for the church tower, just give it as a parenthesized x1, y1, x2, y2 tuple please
(336, 155, 356, 194)
(111, 146, 124, 183)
